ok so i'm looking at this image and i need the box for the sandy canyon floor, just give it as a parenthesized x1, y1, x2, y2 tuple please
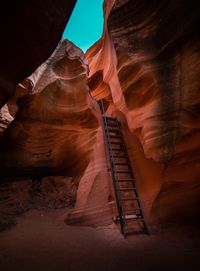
(0, 208, 200, 271)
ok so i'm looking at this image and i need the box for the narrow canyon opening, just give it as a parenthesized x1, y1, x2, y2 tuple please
(63, 0, 104, 52)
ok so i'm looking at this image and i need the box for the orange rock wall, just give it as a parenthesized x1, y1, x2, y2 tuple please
(0, 40, 99, 181)
(0, 105, 13, 136)
(0, 39, 113, 227)
(86, 0, 200, 224)
(0, 0, 199, 227)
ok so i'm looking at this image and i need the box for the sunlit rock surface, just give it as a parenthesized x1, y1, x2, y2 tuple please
(0, 40, 99, 179)
(66, 125, 113, 226)
(0, 105, 13, 136)
(86, 0, 200, 224)
(0, 39, 113, 227)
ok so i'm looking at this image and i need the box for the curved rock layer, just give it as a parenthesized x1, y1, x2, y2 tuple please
(0, 39, 113, 227)
(0, 40, 99, 180)
(0, 0, 77, 108)
(0, 0, 199, 228)
(0, 105, 13, 136)
(66, 126, 113, 227)
(86, 0, 200, 224)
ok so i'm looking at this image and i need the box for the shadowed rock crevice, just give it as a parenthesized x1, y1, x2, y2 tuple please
(0, 0, 77, 108)
(0, 176, 77, 231)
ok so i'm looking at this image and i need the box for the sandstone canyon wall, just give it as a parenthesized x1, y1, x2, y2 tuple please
(0, 39, 113, 227)
(0, 0, 200, 229)
(86, 0, 200, 224)
(0, 105, 13, 136)
(0, 40, 99, 180)
(0, 0, 77, 108)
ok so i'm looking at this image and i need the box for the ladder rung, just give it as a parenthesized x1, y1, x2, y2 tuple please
(105, 121, 118, 125)
(108, 129, 120, 133)
(114, 162, 129, 166)
(124, 215, 143, 221)
(112, 155, 127, 158)
(117, 179, 134, 182)
(114, 214, 143, 221)
(124, 218, 145, 223)
(124, 207, 142, 216)
(106, 123, 118, 127)
(109, 141, 122, 145)
(113, 214, 142, 221)
(109, 147, 124, 151)
(120, 197, 139, 201)
(118, 188, 136, 191)
(114, 170, 130, 174)
(107, 135, 121, 139)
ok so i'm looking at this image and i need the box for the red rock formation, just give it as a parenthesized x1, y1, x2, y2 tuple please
(66, 125, 113, 226)
(0, 0, 77, 108)
(0, 0, 199, 229)
(0, 38, 113, 227)
(0, 40, 99, 181)
(86, 0, 200, 224)
(0, 105, 13, 136)
(7, 79, 34, 117)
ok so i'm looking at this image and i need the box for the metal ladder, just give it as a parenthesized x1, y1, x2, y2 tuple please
(99, 101, 149, 237)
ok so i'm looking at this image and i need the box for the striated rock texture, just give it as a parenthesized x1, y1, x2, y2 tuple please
(87, 0, 200, 224)
(0, 40, 99, 180)
(65, 125, 113, 227)
(0, 105, 13, 136)
(0, 0, 77, 108)
(0, 39, 113, 227)
(0, 0, 199, 229)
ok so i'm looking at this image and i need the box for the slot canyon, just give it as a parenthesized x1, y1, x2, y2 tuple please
(0, 1, 200, 271)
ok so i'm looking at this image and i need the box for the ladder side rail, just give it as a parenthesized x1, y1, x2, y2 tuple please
(116, 120, 150, 234)
(103, 116, 126, 235)
(104, 117, 139, 236)
(99, 99, 105, 114)
(101, 116, 126, 235)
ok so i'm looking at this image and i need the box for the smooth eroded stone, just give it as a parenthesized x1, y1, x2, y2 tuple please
(0, 40, 99, 179)
(86, 0, 200, 224)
